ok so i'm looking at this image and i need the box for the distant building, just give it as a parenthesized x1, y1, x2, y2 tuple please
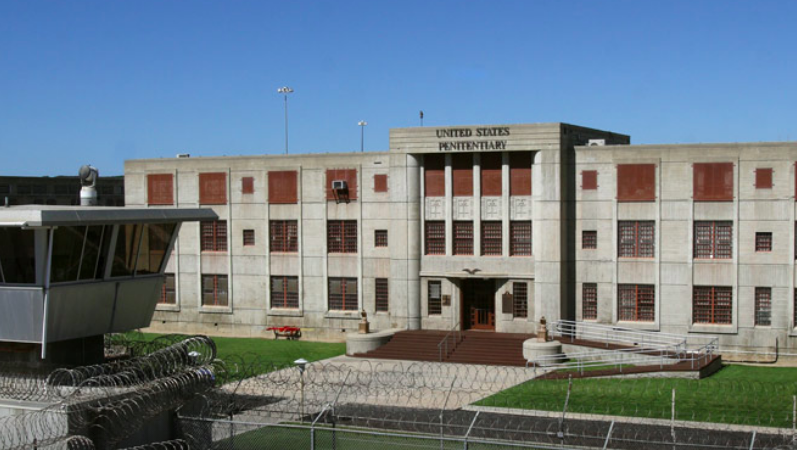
(0, 175, 125, 206)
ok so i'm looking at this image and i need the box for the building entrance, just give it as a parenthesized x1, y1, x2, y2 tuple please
(461, 279, 496, 331)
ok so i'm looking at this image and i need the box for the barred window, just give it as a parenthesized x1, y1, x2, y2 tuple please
(201, 274, 228, 307)
(243, 229, 255, 247)
(271, 276, 299, 309)
(755, 287, 771, 326)
(425, 221, 445, 255)
(201, 221, 227, 252)
(694, 221, 733, 259)
(582, 230, 597, 250)
(375, 278, 389, 312)
(328, 221, 358, 253)
(481, 221, 502, 256)
(513, 282, 528, 318)
(755, 232, 772, 252)
(618, 284, 655, 322)
(329, 277, 357, 311)
(618, 221, 654, 258)
(453, 221, 474, 255)
(510, 221, 532, 256)
(159, 273, 176, 305)
(582, 283, 597, 320)
(270, 220, 298, 253)
(428, 280, 442, 315)
(375, 230, 388, 248)
(693, 286, 732, 324)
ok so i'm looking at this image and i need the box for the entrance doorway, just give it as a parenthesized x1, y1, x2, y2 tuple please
(461, 279, 496, 331)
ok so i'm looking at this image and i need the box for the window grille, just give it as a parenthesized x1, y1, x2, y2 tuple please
(618, 284, 655, 322)
(201, 274, 228, 307)
(271, 276, 299, 309)
(513, 282, 528, 318)
(582, 170, 598, 190)
(159, 273, 176, 304)
(201, 221, 227, 252)
(242, 229, 255, 247)
(241, 177, 254, 194)
(453, 221, 474, 255)
(198, 172, 227, 205)
(428, 280, 442, 315)
(694, 221, 732, 259)
(582, 283, 597, 320)
(328, 220, 358, 253)
(270, 220, 298, 253)
(582, 230, 597, 249)
(375, 278, 389, 312)
(618, 221, 654, 258)
(693, 286, 732, 324)
(510, 221, 532, 256)
(755, 232, 772, 252)
(481, 221, 502, 256)
(755, 287, 771, 326)
(373, 174, 388, 193)
(425, 221, 445, 255)
(328, 278, 357, 311)
(374, 229, 388, 248)
(147, 174, 174, 205)
(755, 168, 773, 189)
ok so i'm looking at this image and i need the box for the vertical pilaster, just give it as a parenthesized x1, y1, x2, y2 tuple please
(444, 154, 453, 256)
(502, 152, 510, 257)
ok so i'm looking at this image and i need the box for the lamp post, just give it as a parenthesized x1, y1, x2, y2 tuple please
(277, 86, 294, 154)
(294, 358, 308, 421)
(358, 120, 367, 152)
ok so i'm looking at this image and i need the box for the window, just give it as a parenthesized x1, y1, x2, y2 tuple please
(755, 168, 772, 189)
(693, 286, 732, 324)
(201, 221, 227, 252)
(375, 278, 389, 312)
(481, 221, 502, 256)
(693, 163, 733, 201)
(755, 287, 771, 326)
(425, 221, 445, 255)
(375, 230, 388, 248)
(694, 221, 732, 259)
(509, 152, 532, 196)
(270, 220, 298, 253)
(328, 220, 358, 253)
(582, 170, 598, 190)
(452, 154, 473, 197)
(453, 221, 474, 255)
(513, 282, 528, 318)
(618, 284, 655, 322)
(374, 174, 388, 193)
(136, 223, 178, 275)
(271, 276, 299, 309)
(428, 280, 442, 315)
(481, 153, 502, 196)
(326, 169, 358, 200)
(618, 221, 654, 258)
(242, 177, 254, 194)
(617, 164, 656, 201)
(424, 154, 445, 197)
(755, 232, 772, 252)
(268, 171, 298, 204)
(510, 221, 532, 256)
(17, 185, 31, 195)
(111, 224, 142, 277)
(582, 283, 597, 320)
(159, 274, 176, 305)
(243, 229, 256, 247)
(329, 278, 357, 311)
(0, 228, 37, 284)
(201, 274, 228, 307)
(147, 174, 174, 205)
(199, 172, 227, 205)
(582, 230, 597, 250)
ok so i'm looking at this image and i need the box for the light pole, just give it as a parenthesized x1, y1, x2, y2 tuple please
(277, 86, 294, 154)
(358, 120, 367, 152)
(294, 358, 308, 421)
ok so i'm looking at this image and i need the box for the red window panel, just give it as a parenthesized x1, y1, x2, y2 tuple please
(375, 278, 389, 312)
(693, 286, 732, 324)
(755, 168, 773, 189)
(452, 154, 473, 197)
(453, 221, 474, 255)
(243, 229, 255, 247)
(618, 221, 655, 258)
(513, 282, 528, 318)
(201, 274, 228, 307)
(374, 229, 388, 248)
(269, 220, 298, 252)
(201, 221, 227, 252)
(147, 174, 174, 205)
(199, 172, 227, 205)
(329, 277, 357, 311)
(582, 283, 597, 320)
(481, 152, 503, 196)
(241, 176, 254, 194)
(373, 174, 388, 193)
(327, 220, 358, 253)
(510, 221, 532, 256)
(425, 221, 445, 255)
(326, 169, 358, 200)
(755, 287, 771, 326)
(755, 232, 772, 252)
(582, 170, 598, 190)
(582, 230, 597, 250)
(694, 221, 733, 259)
(159, 273, 176, 304)
(271, 276, 299, 309)
(425, 154, 445, 197)
(618, 284, 655, 322)
(481, 221, 502, 256)
(268, 171, 298, 204)
(509, 152, 532, 196)
(617, 164, 656, 202)
(693, 163, 734, 201)
(428, 280, 442, 315)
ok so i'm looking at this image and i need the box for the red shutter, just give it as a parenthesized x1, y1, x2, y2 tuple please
(326, 169, 358, 200)
(373, 174, 388, 193)
(147, 174, 173, 205)
(694, 163, 734, 201)
(481, 152, 502, 196)
(199, 172, 227, 204)
(755, 168, 772, 189)
(268, 171, 297, 204)
(241, 176, 254, 194)
(617, 164, 656, 201)
(582, 170, 598, 190)
(424, 154, 445, 197)
(452, 154, 473, 197)
(509, 152, 532, 196)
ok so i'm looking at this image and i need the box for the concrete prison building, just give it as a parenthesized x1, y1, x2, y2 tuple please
(124, 122, 797, 353)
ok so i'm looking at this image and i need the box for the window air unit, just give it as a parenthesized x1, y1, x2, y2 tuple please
(332, 180, 347, 190)
(587, 139, 606, 147)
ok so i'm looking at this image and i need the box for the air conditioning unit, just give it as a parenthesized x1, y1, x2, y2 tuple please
(587, 139, 606, 147)
(332, 180, 347, 190)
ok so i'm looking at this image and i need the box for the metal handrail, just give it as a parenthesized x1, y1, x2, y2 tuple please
(553, 320, 689, 350)
(437, 321, 462, 362)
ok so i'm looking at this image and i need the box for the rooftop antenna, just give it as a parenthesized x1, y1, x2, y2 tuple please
(419, 110, 424, 127)
(78, 165, 99, 206)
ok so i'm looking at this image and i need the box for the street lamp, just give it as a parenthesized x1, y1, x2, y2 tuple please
(294, 358, 308, 421)
(277, 86, 294, 154)
(358, 120, 368, 152)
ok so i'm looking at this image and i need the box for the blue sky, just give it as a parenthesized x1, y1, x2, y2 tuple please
(1, 1, 796, 176)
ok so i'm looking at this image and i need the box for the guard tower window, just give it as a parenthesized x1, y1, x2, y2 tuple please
(136, 223, 177, 275)
(0, 228, 36, 284)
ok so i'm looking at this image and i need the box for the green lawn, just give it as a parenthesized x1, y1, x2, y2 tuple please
(475, 364, 797, 428)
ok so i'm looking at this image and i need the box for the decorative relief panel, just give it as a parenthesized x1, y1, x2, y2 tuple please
(511, 196, 532, 220)
(481, 197, 502, 220)
(452, 197, 473, 220)
(425, 197, 445, 220)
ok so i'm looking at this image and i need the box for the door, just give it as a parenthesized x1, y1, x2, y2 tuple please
(462, 279, 495, 330)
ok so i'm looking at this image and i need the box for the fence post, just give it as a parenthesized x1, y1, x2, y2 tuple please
(671, 388, 676, 450)
(793, 395, 796, 441)
(558, 376, 573, 440)
(602, 421, 615, 450)
(463, 411, 480, 450)
(748, 430, 756, 450)
(440, 376, 457, 450)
